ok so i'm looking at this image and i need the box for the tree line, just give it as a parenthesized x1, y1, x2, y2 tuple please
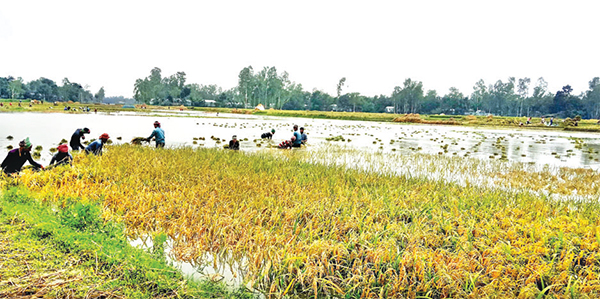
(0, 76, 105, 103)
(3, 68, 599, 119)
(133, 67, 600, 119)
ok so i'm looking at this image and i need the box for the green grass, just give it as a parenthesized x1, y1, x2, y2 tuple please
(0, 187, 254, 299)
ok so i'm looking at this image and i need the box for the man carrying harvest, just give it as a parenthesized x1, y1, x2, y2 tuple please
(1, 138, 44, 174)
(70, 127, 91, 150)
(50, 144, 73, 166)
(147, 121, 165, 148)
(85, 133, 110, 155)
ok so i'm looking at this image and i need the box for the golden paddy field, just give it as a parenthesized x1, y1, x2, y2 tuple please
(4, 145, 600, 298)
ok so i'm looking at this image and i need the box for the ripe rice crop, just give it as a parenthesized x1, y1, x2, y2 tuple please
(8, 145, 600, 298)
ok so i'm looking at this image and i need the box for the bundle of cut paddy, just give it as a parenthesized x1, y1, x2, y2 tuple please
(131, 137, 148, 145)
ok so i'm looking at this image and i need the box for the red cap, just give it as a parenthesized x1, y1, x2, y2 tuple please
(100, 133, 110, 140)
(57, 144, 69, 153)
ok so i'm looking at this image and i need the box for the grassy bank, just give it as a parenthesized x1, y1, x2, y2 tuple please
(0, 187, 252, 298)
(6, 145, 600, 298)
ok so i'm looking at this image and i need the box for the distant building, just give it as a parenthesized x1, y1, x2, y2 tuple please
(385, 106, 395, 113)
(204, 100, 216, 107)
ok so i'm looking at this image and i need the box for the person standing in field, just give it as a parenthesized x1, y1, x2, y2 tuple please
(50, 144, 73, 166)
(300, 127, 308, 144)
(261, 129, 275, 139)
(292, 125, 302, 148)
(1, 138, 44, 174)
(85, 133, 110, 155)
(70, 127, 91, 150)
(147, 121, 165, 148)
(228, 135, 240, 150)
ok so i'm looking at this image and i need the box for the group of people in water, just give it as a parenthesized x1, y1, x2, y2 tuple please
(2, 121, 306, 175)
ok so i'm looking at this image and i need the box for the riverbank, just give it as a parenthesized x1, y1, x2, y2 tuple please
(0, 186, 252, 298)
(4, 145, 600, 297)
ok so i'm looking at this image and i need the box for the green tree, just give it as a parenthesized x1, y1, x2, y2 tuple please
(583, 77, 600, 119)
(517, 77, 531, 116)
(237, 66, 255, 108)
(8, 77, 23, 99)
(337, 77, 346, 98)
(442, 87, 465, 114)
(421, 90, 440, 114)
(471, 79, 487, 112)
(392, 78, 424, 114)
(94, 87, 105, 103)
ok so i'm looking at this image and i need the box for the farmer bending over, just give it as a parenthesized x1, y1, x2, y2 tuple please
(70, 127, 91, 150)
(50, 144, 73, 166)
(261, 129, 275, 139)
(85, 133, 110, 155)
(1, 138, 44, 175)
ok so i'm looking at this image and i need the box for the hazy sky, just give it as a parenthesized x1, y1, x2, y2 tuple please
(1, 0, 598, 98)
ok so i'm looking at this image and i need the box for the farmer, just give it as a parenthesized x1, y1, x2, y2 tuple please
(300, 127, 308, 144)
(1, 138, 44, 174)
(278, 135, 296, 149)
(147, 121, 165, 148)
(85, 133, 110, 155)
(261, 129, 276, 139)
(228, 135, 240, 150)
(70, 127, 91, 150)
(49, 144, 73, 166)
(292, 125, 302, 148)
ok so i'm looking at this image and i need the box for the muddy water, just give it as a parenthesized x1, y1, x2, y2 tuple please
(1, 111, 600, 169)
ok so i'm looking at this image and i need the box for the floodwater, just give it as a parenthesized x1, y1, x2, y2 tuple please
(2, 110, 600, 286)
(1, 111, 600, 169)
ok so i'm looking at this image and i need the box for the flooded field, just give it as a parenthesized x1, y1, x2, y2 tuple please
(2, 111, 600, 169)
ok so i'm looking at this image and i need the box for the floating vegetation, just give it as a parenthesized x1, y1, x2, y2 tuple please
(6, 136, 13, 140)
(6, 145, 13, 150)
(49, 147, 58, 153)
(116, 137, 122, 140)
(60, 139, 68, 144)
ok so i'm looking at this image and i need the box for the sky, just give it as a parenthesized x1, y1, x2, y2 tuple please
(1, 0, 599, 98)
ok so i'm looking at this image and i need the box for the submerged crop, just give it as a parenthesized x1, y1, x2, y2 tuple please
(8, 145, 600, 298)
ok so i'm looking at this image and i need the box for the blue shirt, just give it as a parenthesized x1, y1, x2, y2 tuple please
(293, 131, 302, 145)
(148, 127, 165, 144)
(301, 133, 308, 143)
(85, 140, 104, 155)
